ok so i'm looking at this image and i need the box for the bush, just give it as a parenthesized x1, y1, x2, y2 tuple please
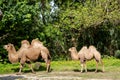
(114, 50, 120, 59)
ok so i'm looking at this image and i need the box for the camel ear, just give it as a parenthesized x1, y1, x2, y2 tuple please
(34, 38, 39, 40)
(69, 48, 72, 51)
(8, 43, 11, 45)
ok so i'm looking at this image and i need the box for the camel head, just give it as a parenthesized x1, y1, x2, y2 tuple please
(21, 40, 30, 48)
(4, 43, 15, 52)
(69, 47, 77, 52)
(4, 43, 19, 64)
(69, 47, 79, 60)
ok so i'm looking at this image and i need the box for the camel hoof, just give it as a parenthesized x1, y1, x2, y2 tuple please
(16, 73, 22, 75)
(95, 71, 98, 73)
(32, 72, 36, 74)
(46, 70, 49, 73)
(80, 71, 83, 73)
(102, 70, 105, 73)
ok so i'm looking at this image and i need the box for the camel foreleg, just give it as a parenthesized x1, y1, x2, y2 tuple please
(81, 64, 84, 73)
(81, 63, 87, 73)
(28, 62, 36, 74)
(84, 62, 87, 72)
(17, 63, 24, 75)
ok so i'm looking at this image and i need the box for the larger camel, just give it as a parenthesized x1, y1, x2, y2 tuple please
(4, 39, 51, 74)
(19, 39, 51, 74)
(69, 45, 104, 73)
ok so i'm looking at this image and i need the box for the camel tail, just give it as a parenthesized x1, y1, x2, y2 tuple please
(48, 53, 51, 60)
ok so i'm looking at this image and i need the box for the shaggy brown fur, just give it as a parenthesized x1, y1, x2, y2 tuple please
(4, 39, 51, 74)
(69, 45, 104, 73)
(4, 43, 19, 63)
(4, 40, 34, 74)
(31, 39, 51, 71)
(18, 39, 51, 74)
(17, 40, 30, 58)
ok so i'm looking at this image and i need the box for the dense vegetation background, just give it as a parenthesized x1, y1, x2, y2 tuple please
(0, 0, 120, 63)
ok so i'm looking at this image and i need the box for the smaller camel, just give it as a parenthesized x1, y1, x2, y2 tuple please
(69, 45, 104, 73)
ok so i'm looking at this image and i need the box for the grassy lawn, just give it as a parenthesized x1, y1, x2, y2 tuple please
(0, 58, 120, 79)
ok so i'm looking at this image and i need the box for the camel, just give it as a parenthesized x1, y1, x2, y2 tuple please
(69, 45, 104, 73)
(19, 39, 51, 74)
(4, 39, 51, 74)
(4, 40, 36, 74)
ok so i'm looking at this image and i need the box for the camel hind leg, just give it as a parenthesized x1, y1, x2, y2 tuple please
(99, 59, 104, 72)
(95, 59, 104, 72)
(44, 58, 51, 72)
(41, 51, 51, 72)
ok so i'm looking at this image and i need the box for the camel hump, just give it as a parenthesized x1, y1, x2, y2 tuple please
(89, 45, 96, 50)
(78, 46, 88, 54)
(89, 45, 101, 60)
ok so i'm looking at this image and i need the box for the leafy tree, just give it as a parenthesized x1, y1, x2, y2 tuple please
(0, 0, 120, 62)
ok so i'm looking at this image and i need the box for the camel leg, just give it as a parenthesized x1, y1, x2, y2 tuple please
(28, 62, 36, 74)
(17, 63, 24, 75)
(47, 59, 51, 72)
(81, 63, 84, 73)
(44, 59, 51, 72)
(41, 51, 51, 72)
(84, 62, 87, 72)
(95, 60, 98, 72)
(17, 56, 26, 75)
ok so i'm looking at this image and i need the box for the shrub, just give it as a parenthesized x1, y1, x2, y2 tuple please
(114, 50, 120, 59)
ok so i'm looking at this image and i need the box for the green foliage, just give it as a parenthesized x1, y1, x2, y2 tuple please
(0, 0, 120, 62)
(115, 50, 120, 59)
(57, 0, 120, 55)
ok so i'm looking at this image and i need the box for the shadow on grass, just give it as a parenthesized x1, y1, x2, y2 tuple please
(0, 75, 24, 80)
(73, 69, 103, 73)
(11, 62, 47, 73)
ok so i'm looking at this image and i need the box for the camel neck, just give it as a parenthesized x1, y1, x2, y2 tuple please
(71, 50, 79, 60)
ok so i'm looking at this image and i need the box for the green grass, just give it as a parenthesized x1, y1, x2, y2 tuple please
(0, 58, 120, 74)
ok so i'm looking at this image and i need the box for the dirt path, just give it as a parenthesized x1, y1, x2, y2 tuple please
(0, 71, 119, 80)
